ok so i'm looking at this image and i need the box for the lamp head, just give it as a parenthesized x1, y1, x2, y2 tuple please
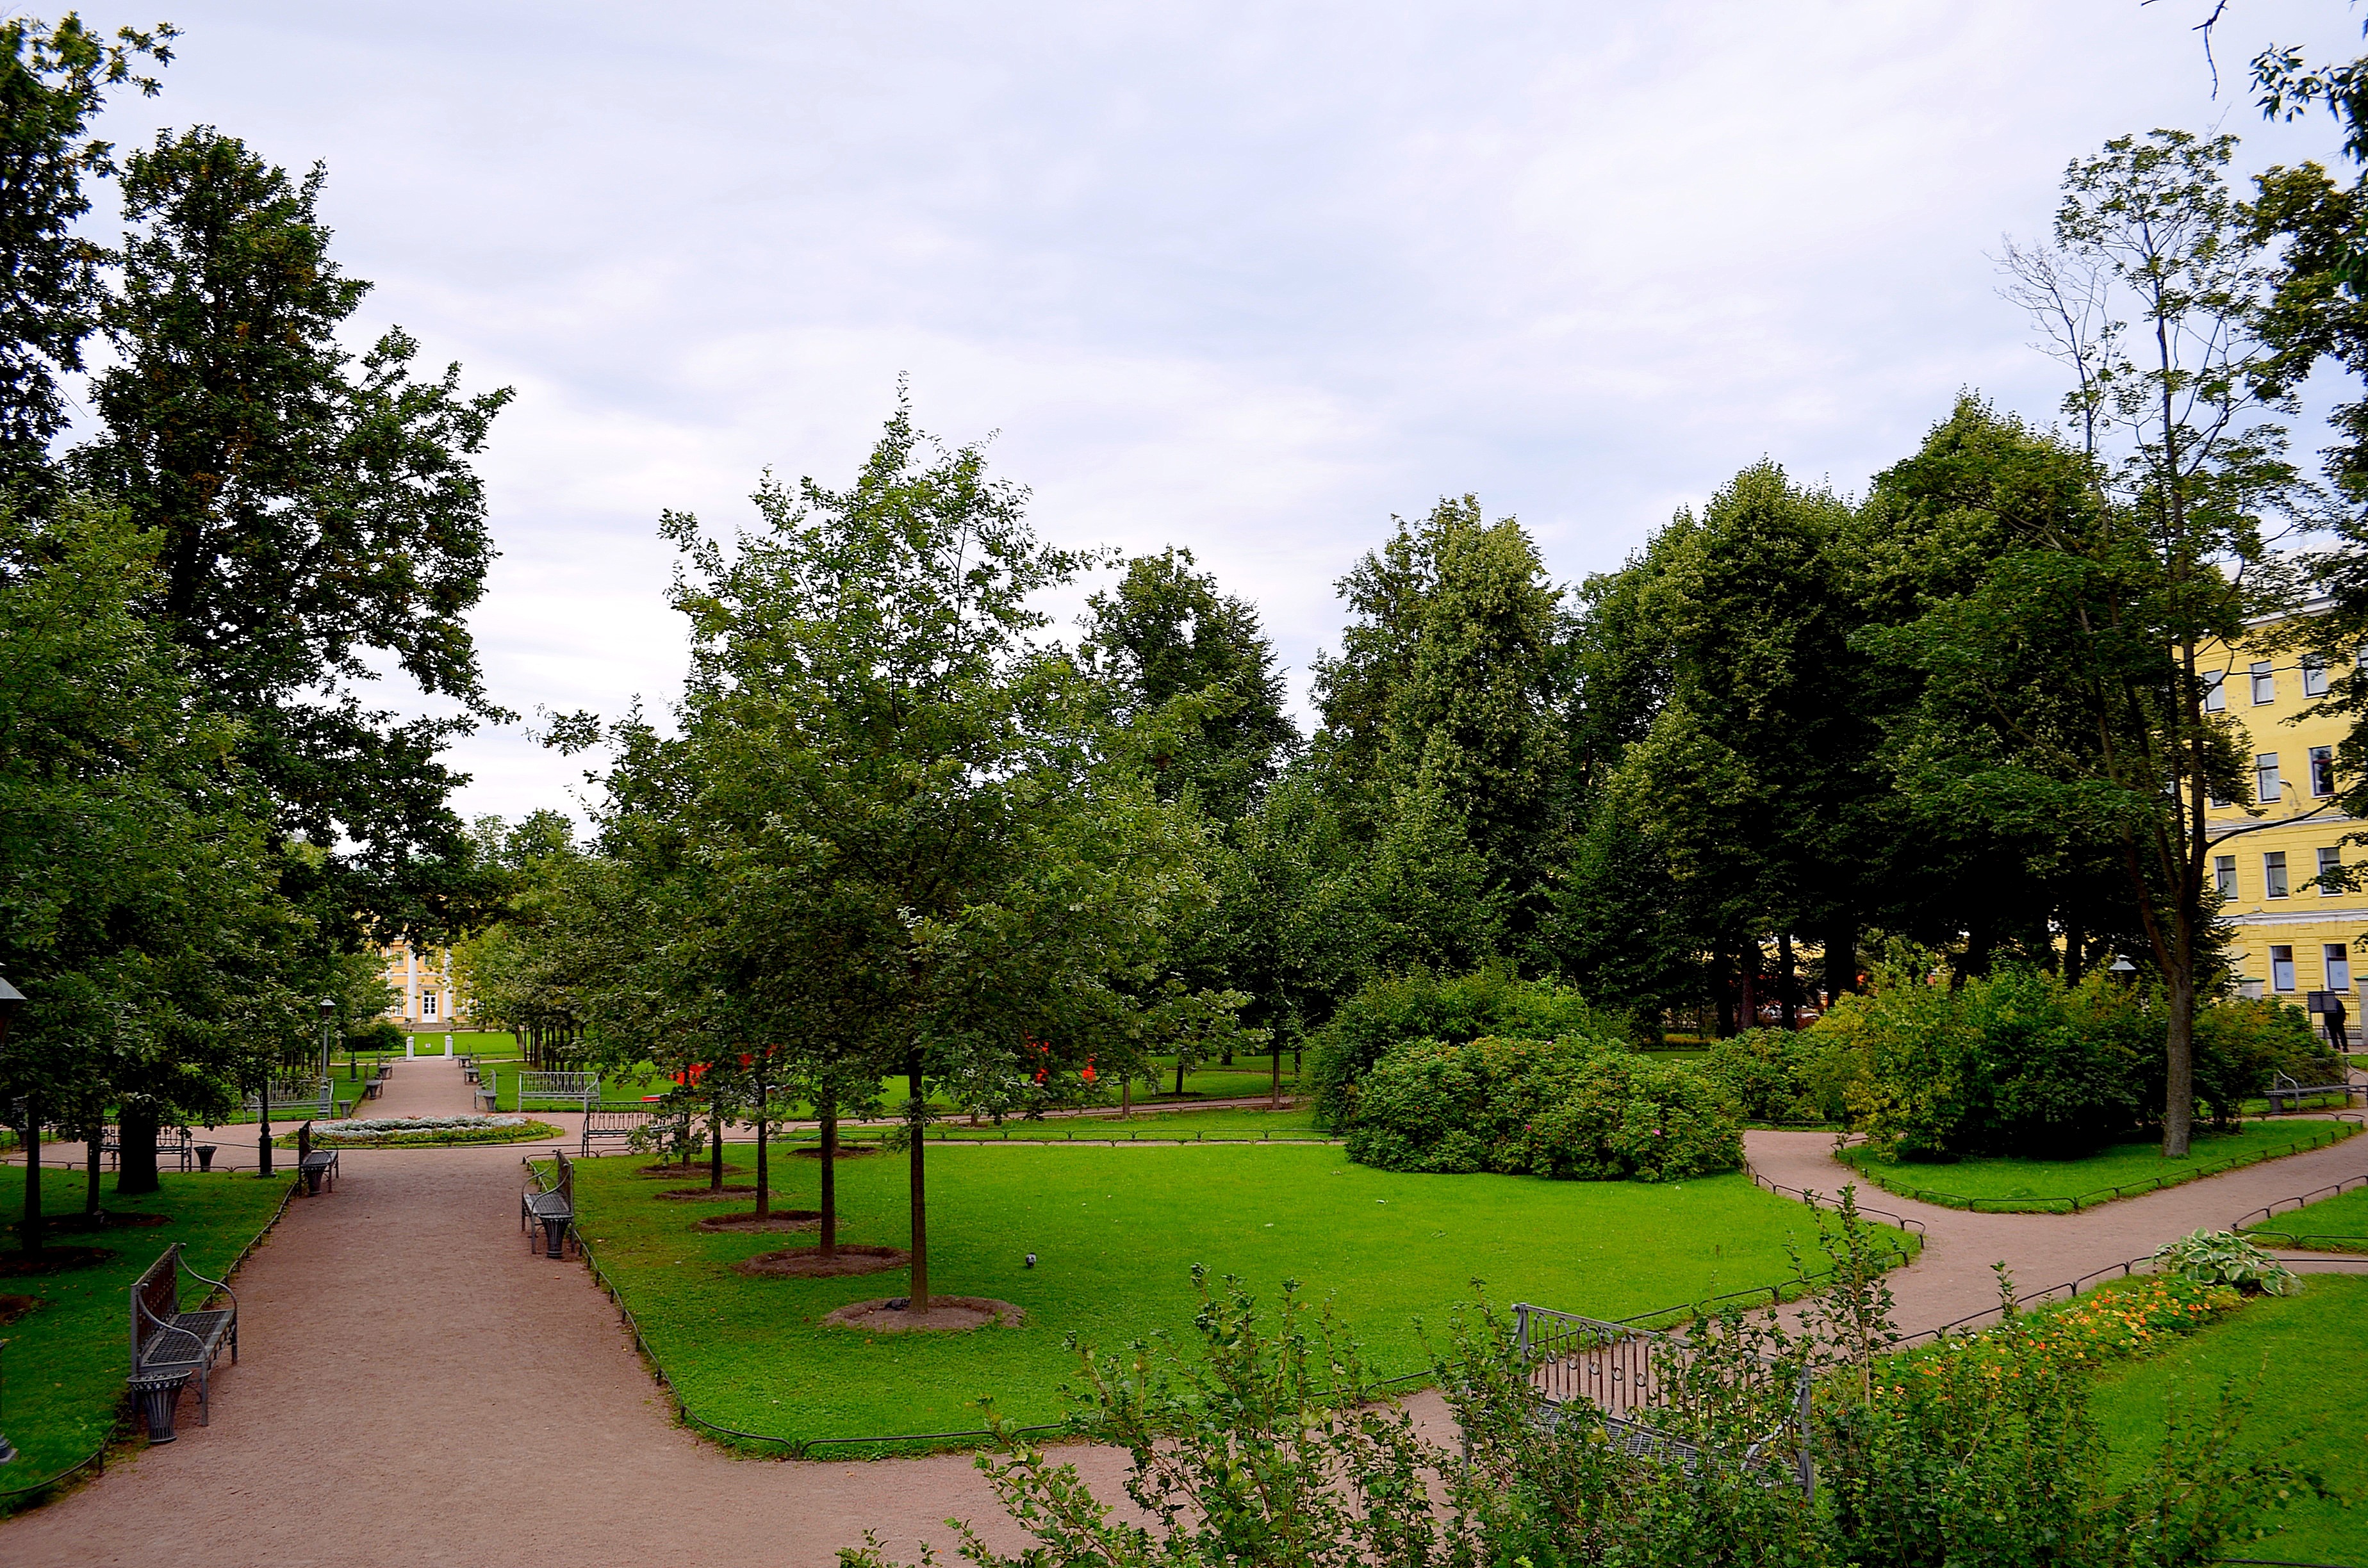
(318, 997, 336, 1018)
(0, 974, 22, 1049)
(2108, 956, 2137, 976)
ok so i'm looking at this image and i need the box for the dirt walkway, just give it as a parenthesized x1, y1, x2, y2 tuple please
(6, 1091, 2365, 1565)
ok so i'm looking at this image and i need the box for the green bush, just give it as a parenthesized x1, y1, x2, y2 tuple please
(345, 1019, 406, 1054)
(1345, 1035, 1741, 1182)
(1304, 968, 1627, 1127)
(2150, 1229, 2300, 1296)
(1701, 1027, 1854, 1123)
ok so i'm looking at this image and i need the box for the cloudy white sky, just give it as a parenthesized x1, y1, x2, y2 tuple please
(90, 1, 2368, 825)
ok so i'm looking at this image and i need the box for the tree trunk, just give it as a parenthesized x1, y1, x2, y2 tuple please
(752, 1064, 769, 1221)
(2165, 961, 2197, 1158)
(1174, 1054, 1186, 1095)
(819, 1096, 837, 1259)
(1777, 932, 1800, 1031)
(2062, 917, 2086, 986)
(116, 1102, 160, 1196)
(709, 1108, 725, 1191)
(19, 1107, 40, 1252)
(1271, 1038, 1281, 1107)
(85, 1123, 103, 1217)
(907, 1049, 929, 1316)
(1711, 947, 1738, 1038)
(1824, 923, 1857, 1004)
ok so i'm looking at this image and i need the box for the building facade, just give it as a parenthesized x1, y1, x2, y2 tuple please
(2203, 616, 2363, 1009)
(378, 939, 466, 1030)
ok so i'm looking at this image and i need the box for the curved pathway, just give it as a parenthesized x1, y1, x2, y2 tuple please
(6, 1070, 2364, 1565)
(1747, 1126, 2368, 1334)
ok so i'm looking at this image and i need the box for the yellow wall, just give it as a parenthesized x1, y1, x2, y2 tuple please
(2201, 617, 2362, 1003)
(376, 938, 466, 1029)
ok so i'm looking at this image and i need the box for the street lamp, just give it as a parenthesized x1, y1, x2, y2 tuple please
(2109, 956, 2138, 984)
(318, 997, 336, 1085)
(0, 974, 22, 1464)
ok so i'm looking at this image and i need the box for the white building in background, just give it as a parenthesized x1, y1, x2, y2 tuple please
(378, 939, 465, 1029)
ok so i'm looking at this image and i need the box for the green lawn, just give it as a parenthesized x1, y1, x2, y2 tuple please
(1841, 1121, 2359, 1213)
(2244, 1182, 2368, 1252)
(570, 1143, 1906, 1453)
(0, 1170, 293, 1508)
(798, 1106, 1328, 1145)
(2091, 1275, 2368, 1566)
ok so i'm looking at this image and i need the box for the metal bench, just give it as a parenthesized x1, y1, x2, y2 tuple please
(474, 1071, 499, 1114)
(522, 1150, 576, 1259)
(458, 1055, 477, 1082)
(2266, 1071, 2366, 1112)
(96, 1125, 197, 1173)
(580, 1106, 656, 1157)
(295, 1121, 339, 1196)
(515, 1070, 598, 1113)
(243, 1077, 334, 1120)
(128, 1243, 238, 1441)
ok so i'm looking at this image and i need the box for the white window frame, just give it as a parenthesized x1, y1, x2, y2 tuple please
(2265, 850, 2290, 899)
(2327, 943, 2353, 992)
(2312, 745, 2337, 798)
(2258, 753, 2282, 803)
(2272, 943, 2298, 991)
(2203, 669, 2227, 712)
(2214, 854, 2238, 897)
(2321, 845, 2344, 894)
(2305, 655, 2330, 697)
(2252, 660, 2276, 704)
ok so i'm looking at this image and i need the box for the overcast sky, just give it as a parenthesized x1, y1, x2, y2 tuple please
(92, 1, 2368, 826)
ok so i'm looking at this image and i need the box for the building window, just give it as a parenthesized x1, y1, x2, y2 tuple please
(2215, 854, 2238, 897)
(2204, 669, 2227, 712)
(2328, 944, 2354, 991)
(2252, 660, 2276, 704)
(422, 992, 438, 1021)
(2313, 746, 2337, 797)
(2273, 943, 2297, 991)
(2305, 655, 2330, 697)
(2258, 753, 2282, 803)
(2265, 851, 2290, 899)
(2322, 846, 2345, 894)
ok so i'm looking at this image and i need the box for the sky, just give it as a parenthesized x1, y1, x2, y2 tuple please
(85, 0, 2368, 826)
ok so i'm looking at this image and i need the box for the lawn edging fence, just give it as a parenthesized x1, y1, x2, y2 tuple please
(2233, 1170, 2368, 1253)
(1839, 1117, 2363, 1214)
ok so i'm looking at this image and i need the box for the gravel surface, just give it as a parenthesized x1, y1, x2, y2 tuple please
(4, 1061, 2362, 1565)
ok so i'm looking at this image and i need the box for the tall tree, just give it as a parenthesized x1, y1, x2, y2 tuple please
(1895, 129, 2303, 1156)
(0, 15, 173, 486)
(73, 126, 513, 942)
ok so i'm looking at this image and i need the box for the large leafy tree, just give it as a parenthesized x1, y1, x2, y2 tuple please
(1890, 130, 2303, 1156)
(620, 397, 1228, 1314)
(72, 126, 513, 942)
(1, 499, 299, 1232)
(0, 15, 172, 487)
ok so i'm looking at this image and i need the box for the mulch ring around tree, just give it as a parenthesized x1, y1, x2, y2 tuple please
(693, 1209, 822, 1233)
(637, 1162, 748, 1179)
(823, 1295, 1023, 1334)
(655, 1185, 770, 1201)
(0, 1293, 38, 1325)
(733, 1243, 909, 1279)
(0, 1245, 113, 1277)
(37, 1210, 172, 1234)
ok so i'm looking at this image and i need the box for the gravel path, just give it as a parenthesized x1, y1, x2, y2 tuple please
(4, 1068, 2363, 1565)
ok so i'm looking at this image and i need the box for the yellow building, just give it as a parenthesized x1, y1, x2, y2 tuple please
(377, 939, 465, 1030)
(2205, 608, 2362, 1008)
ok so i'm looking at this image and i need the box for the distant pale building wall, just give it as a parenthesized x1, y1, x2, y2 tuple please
(377, 939, 468, 1029)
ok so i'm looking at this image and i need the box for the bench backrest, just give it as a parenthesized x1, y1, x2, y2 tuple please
(129, 1243, 183, 1362)
(518, 1070, 598, 1111)
(297, 1120, 313, 1162)
(554, 1149, 575, 1206)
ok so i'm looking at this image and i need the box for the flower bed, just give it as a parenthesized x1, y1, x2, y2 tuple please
(281, 1115, 563, 1148)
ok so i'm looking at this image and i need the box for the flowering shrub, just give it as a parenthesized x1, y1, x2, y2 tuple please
(2150, 1229, 2301, 1296)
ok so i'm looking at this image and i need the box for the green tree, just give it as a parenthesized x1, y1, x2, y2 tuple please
(72, 126, 513, 943)
(1894, 129, 2303, 1156)
(622, 396, 1229, 1313)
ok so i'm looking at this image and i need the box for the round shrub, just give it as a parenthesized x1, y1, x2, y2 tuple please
(1306, 970, 1629, 1128)
(1345, 1035, 1741, 1182)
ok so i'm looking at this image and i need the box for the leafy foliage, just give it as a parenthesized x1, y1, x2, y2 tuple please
(2150, 1230, 2301, 1297)
(1303, 967, 1627, 1127)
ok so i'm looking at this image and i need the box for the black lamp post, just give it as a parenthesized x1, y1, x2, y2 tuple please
(0, 974, 22, 1462)
(317, 997, 336, 1088)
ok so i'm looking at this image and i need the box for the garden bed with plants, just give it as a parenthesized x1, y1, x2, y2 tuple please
(564, 1140, 1909, 1454)
(0, 1171, 293, 1512)
(279, 1115, 563, 1148)
(1839, 1120, 2359, 1213)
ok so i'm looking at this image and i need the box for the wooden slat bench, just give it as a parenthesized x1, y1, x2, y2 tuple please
(522, 1150, 576, 1259)
(129, 1242, 238, 1441)
(2266, 1071, 2366, 1113)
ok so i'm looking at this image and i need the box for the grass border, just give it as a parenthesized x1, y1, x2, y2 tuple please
(1841, 1119, 2362, 1214)
(0, 1172, 302, 1510)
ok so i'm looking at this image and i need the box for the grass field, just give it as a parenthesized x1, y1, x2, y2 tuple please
(2242, 1181, 2368, 1252)
(2091, 1274, 2368, 1566)
(0, 1171, 293, 1508)
(1841, 1121, 2359, 1213)
(570, 1143, 1906, 1451)
(792, 1106, 1329, 1145)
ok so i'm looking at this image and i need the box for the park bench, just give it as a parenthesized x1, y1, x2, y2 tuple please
(521, 1150, 576, 1259)
(295, 1121, 339, 1196)
(2266, 1070, 2365, 1113)
(458, 1055, 477, 1081)
(127, 1242, 238, 1442)
(358, 1076, 384, 1100)
(515, 1070, 599, 1114)
(243, 1077, 336, 1121)
(474, 1071, 499, 1113)
(96, 1125, 196, 1173)
(580, 1106, 656, 1157)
